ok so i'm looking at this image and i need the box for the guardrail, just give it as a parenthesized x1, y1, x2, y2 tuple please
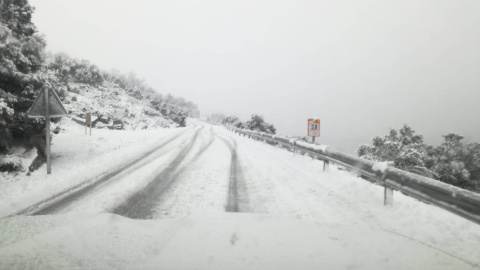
(227, 126, 480, 225)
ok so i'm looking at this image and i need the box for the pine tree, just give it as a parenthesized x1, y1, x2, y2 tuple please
(0, 0, 46, 146)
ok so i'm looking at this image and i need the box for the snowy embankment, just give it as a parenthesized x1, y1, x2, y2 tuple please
(0, 118, 187, 217)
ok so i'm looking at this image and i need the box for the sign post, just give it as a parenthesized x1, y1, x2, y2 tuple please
(27, 84, 68, 174)
(45, 87, 51, 174)
(308, 118, 320, 143)
(85, 112, 92, 136)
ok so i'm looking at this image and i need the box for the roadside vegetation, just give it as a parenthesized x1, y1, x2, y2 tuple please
(213, 114, 276, 135)
(358, 125, 480, 192)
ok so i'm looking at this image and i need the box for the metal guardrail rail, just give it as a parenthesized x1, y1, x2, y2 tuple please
(227, 127, 480, 225)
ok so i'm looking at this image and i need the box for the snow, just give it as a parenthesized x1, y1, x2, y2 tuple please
(0, 98, 14, 115)
(0, 118, 188, 217)
(62, 81, 174, 129)
(0, 213, 477, 270)
(0, 155, 22, 168)
(0, 121, 479, 269)
(295, 140, 328, 152)
(372, 161, 390, 173)
(154, 132, 231, 218)
(221, 126, 480, 266)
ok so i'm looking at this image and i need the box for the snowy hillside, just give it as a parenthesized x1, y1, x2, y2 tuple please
(60, 81, 174, 130)
(41, 53, 197, 130)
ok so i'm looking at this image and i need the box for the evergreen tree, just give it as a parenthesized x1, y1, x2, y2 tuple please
(1, 0, 46, 146)
(222, 116, 243, 128)
(432, 134, 474, 189)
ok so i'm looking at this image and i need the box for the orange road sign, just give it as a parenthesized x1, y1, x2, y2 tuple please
(308, 118, 320, 137)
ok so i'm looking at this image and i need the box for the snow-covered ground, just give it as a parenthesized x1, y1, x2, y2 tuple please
(0, 120, 479, 269)
(57, 79, 176, 130)
(0, 118, 189, 217)
(1, 213, 475, 270)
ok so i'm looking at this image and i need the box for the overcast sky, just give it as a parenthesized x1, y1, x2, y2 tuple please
(30, 0, 480, 153)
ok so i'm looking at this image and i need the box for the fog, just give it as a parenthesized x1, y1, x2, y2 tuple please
(30, 0, 480, 153)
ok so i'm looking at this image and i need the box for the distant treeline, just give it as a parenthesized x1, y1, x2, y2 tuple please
(209, 113, 276, 135)
(359, 125, 480, 192)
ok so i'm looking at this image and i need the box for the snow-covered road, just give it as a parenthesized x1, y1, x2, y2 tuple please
(1, 119, 479, 269)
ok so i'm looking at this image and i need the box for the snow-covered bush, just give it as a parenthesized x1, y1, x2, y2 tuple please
(222, 116, 243, 128)
(0, 155, 24, 173)
(359, 126, 480, 192)
(220, 114, 276, 135)
(245, 114, 276, 135)
(429, 134, 480, 190)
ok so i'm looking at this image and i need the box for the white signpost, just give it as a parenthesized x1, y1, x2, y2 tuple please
(27, 85, 68, 174)
(308, 118, 320, 143)
(85, 112, 92, 136)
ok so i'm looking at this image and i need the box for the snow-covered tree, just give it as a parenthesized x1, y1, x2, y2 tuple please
(245, 114, 276, 134)
(431, 134, 476, 189)
(462, 143, 480, 183)
(359, 127, 480, 192)
(222, 116, 243, 128)
(357, 144, 375, 160)
(434, 161, 470, 188)
(359, 125, 429, 176)
(0, 0, 47, 146)
(219, 114, 276, 134)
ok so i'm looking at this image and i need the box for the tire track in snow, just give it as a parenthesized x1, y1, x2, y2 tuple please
(111, 126, 216, 219)
(215, 132, 249, 213)
(20, 126, 198, 216)
(152, 132, 231, 218)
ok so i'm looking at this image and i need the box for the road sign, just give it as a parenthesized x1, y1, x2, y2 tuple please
(86, 113, 91, 125)
(27, 85, 68, 174)
(308, 118, 320, 137)
(27, 87, 68, 118)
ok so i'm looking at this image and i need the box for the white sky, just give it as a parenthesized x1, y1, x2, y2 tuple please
(30, 0, 480, 153)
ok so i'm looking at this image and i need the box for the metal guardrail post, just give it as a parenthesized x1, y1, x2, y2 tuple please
(323, 160, 329, 172)
(382, 172, 393, 206)
(384, 185, 393, 206)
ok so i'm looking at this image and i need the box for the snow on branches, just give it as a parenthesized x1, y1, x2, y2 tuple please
(359, 125, 480, 192)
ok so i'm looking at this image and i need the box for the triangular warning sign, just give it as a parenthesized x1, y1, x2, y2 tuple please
(27, 87, 68, 118)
